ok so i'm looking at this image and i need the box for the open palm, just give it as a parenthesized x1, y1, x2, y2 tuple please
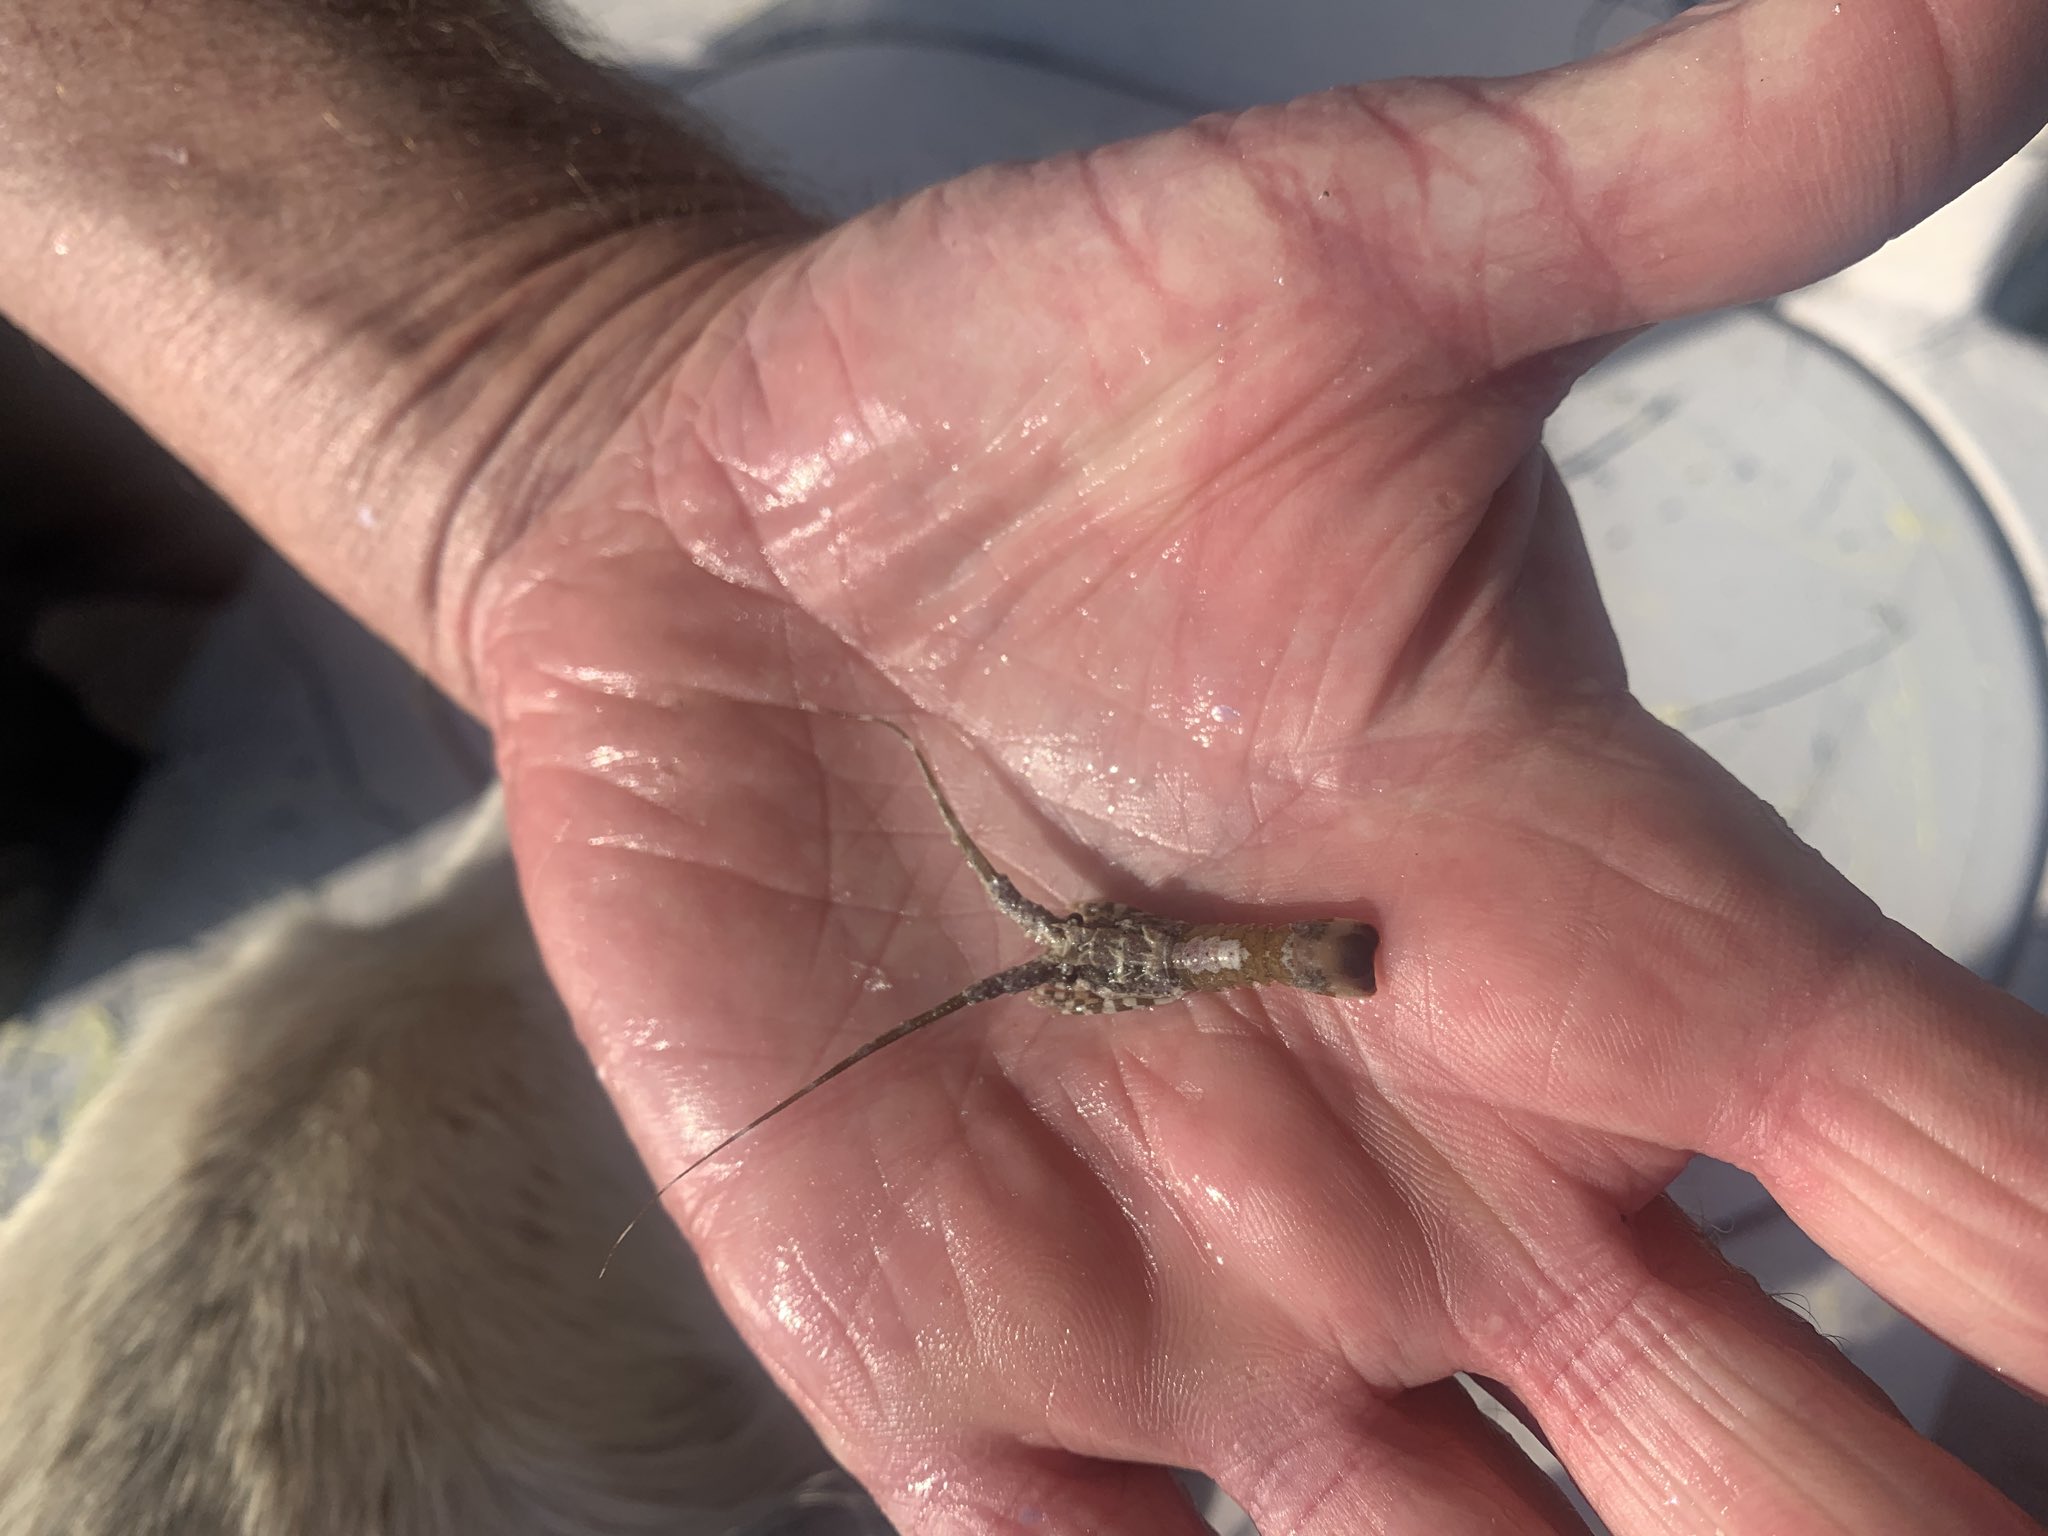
(463, 23, 2048, 1536)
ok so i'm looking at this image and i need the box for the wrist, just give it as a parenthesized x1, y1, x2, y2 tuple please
(0, 0, 810, 703)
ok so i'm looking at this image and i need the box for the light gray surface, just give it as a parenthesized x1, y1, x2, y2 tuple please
(30, 557, 490, 1005)
(574, 0, 1696, 219)
(561, 0, 1689, 94)
(1554, 309, 2048, 977)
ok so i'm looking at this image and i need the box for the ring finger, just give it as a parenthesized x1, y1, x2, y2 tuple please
(1492, 1199, 2037, 1535)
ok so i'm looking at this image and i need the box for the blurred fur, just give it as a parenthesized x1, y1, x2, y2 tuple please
(0, 796, 827, 1535)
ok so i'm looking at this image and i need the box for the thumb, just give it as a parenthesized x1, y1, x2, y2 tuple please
(1530, 0, 2048, 322)
(1533, 0, 2048, 327)
(1286, 0, 2048, 363)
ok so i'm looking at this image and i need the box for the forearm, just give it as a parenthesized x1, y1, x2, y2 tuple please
(0, 0, 806, 703)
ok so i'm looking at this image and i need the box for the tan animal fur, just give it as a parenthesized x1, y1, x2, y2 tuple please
(0, 795, 829, 1535)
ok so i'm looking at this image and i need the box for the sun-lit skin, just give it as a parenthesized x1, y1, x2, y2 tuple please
(483, 59, 2048, 1529)
(5, 0, 2048, 1531)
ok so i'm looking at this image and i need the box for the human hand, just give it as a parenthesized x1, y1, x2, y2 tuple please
(468, 8, 2048, 1532)
(7, 0, 2048, 1531)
